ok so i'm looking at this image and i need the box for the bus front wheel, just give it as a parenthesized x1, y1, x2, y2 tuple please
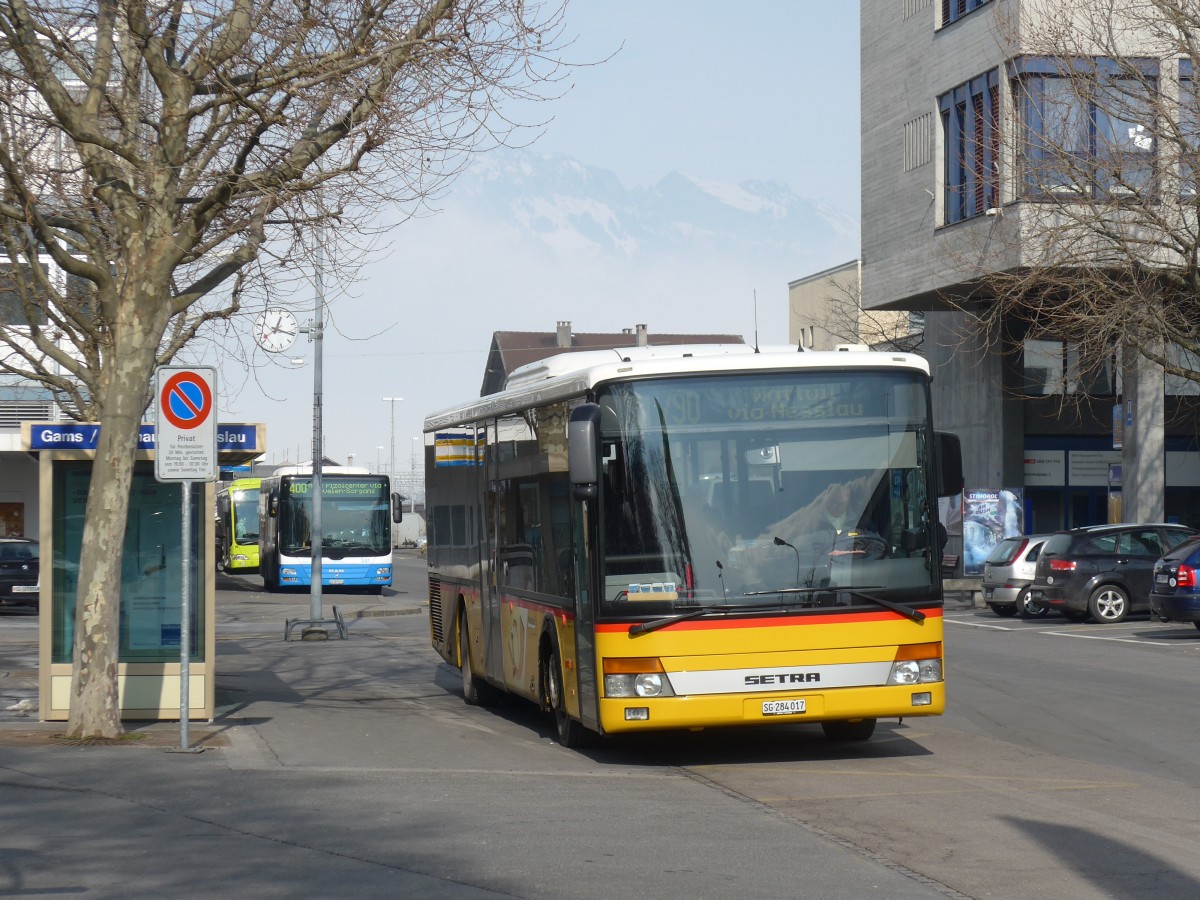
(821, 719, 876, 742)
(543, 636, 592, 749)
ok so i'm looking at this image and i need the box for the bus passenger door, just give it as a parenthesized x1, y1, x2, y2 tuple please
(572, 495, 601, 733)
(481, 477, 504, 685)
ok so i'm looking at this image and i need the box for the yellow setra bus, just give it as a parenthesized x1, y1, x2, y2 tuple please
(423, 344, 962, 746)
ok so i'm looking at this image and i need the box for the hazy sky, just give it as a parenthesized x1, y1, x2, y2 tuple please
(221, 2, 862, 485)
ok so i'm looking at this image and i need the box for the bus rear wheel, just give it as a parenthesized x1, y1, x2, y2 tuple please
(821, 719, 876, 742)
(458, 615, 498, 706)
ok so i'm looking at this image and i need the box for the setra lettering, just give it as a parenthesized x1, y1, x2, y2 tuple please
(745, 672, 821, 686)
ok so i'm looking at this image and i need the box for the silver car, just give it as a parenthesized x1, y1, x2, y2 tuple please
(981, 534, 1052, 618)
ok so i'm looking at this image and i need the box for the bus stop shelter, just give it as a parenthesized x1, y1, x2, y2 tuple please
(22, 421, 265, 722)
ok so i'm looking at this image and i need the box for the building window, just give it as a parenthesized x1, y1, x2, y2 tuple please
(0, 265, 49, 328)
(939, 71, 1000, 224)
(1023, 338, 1116, 396)
(1180, 61, 1199, 198)
(1165, 343, 1200, 396)
(940, 0, 991, 28)
(1014, 58, 1157, 200)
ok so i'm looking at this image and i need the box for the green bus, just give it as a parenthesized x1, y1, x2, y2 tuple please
(216, 477, 261, 572)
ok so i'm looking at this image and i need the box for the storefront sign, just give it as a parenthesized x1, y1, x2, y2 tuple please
(1024, 450, 1065, 486)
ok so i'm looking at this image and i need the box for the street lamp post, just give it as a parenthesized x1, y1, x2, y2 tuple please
(282, 222, 346, 642)
(383, 397, 402, 477)
(410, 436, 420, 512)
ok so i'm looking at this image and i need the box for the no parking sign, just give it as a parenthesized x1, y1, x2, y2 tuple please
(154, 366, 218, 482)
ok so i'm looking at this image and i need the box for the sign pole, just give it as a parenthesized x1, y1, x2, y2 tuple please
(154, 365, 218, 753)
(179, 480, 192, 751)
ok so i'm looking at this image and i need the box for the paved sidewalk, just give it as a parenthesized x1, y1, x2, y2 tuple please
(0, 574, 427, 738)
(0, 577, 946, 899)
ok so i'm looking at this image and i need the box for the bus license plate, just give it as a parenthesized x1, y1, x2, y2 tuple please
(328, 579, 343, 585)
(762, 699, 806, 716)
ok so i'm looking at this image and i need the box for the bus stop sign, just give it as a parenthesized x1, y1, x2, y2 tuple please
(155, 366, 218, 482)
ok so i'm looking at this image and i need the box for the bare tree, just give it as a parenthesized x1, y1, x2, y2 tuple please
(948, 0, 1200, 402)
(0, 0, 570, 738)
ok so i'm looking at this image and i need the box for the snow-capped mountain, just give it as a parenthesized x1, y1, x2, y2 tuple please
(245, 148, 861, 469)
(447, 148, 859, 267)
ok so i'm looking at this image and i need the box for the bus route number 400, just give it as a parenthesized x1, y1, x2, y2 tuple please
(762, 699, 807, 716)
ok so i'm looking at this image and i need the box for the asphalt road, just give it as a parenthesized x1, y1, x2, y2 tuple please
(6, 561, 1200, 897)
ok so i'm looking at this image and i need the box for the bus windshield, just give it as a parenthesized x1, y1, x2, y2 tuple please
(596, 371, 937, 616)
(232, 487, 259, 543)
(280, 477, 391, 557)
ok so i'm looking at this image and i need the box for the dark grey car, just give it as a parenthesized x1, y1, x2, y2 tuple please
(1029, 523, 1198, 623)
(0, 537, 39, 609)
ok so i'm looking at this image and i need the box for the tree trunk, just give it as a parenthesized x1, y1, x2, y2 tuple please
(64, 331, 161, 740)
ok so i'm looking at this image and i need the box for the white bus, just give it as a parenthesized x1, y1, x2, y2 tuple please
(259, 466, 402, 594)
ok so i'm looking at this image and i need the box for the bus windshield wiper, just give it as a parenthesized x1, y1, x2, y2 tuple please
(629, 605, 722, 636)
(628, 598, 822, 636)
(845, 589, 926, 623)
(743, 586, 926, 623)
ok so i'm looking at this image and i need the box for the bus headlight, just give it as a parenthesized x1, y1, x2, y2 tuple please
(602, 659, 676, 698)
(604, 673, 676, 698)
(374, 567, 391, 576)
(888, 658, 942, 685)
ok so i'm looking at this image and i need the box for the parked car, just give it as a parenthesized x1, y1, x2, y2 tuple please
(1029, 523, 1198, 624)
(981, 534, 1052, 618)
(0, 537, 39, 609)
(1149, 536, 1200, 630)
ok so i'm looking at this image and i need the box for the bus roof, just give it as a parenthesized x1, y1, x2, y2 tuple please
(424, 344, 931, 432)
(217, 476, 261, 493)
(269, 465, 373, 477)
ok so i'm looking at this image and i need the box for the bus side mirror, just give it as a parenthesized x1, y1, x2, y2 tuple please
(391, 492, 403, 523)
(568, 403, 602, 500)
(268, 492, 278, 517)
(936, 431, 963, 498)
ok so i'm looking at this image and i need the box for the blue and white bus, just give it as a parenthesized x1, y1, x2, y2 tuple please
(258, 466, 402, 594)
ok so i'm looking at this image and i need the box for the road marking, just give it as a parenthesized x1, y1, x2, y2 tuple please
(944, 619, 1013, 630)
(1039, 630, 1175, 646)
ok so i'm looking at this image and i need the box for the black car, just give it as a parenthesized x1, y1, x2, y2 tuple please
(1149, 536, 1200, 630)
(1028, 523, 1198, 624)
(0, 537, 39, 608)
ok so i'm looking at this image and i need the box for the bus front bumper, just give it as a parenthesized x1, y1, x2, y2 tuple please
(597, 682, 944, 734)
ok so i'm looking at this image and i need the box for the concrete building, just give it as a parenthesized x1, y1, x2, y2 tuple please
(859, 0, 1200, 534)
(788, 260, 924, 353)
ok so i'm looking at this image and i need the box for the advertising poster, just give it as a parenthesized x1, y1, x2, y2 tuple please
(962, 488, 1023, 575)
